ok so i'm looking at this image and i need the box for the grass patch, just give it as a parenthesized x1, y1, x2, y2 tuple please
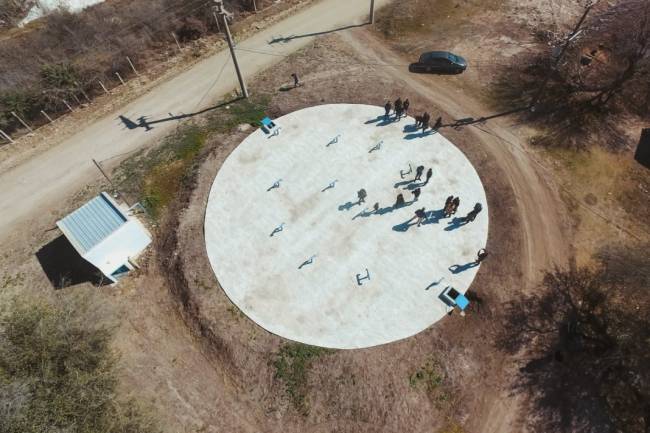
(271, 343, 331, 414)
(409, 358, 451, 407)
(437, 422, 468, 433)
(0, 296, 158, 433)
(113, 96, 270, 220)
(375, 0, 502, 40)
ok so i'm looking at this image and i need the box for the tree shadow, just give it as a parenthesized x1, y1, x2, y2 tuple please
(35, 235, 107, 289)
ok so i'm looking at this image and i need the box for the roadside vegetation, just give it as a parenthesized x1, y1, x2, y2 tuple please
(0, 295, 158, 433)
(499, 245, 650, 433)
(113, 96, 268, 220)
(0, 0, 276, 135)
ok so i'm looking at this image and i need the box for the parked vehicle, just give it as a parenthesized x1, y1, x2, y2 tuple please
(409, 51, 467, 75)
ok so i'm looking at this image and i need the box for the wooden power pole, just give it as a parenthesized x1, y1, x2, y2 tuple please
(369, 0, 375, 24)
(215, 0, 249, 99)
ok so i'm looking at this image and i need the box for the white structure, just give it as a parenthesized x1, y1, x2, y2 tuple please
(204, 104, 489, 349)
(57, 192, 151, 283)
(20, 0, 106, 26)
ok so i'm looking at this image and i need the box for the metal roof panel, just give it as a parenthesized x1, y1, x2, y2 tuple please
(57, 193, 127, 254)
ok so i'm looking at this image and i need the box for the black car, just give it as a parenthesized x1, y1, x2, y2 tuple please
(409, 51, 467, 75)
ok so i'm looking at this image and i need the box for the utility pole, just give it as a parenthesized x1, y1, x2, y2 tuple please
(369, 0, 375, 24)
(530, 2, 596, 109)
(215, 0, 249, 98)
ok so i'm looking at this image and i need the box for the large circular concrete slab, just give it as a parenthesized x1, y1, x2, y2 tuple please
(205, 104, 488, 349)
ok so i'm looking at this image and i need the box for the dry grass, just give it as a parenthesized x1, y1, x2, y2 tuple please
(0, 294, 159, 433)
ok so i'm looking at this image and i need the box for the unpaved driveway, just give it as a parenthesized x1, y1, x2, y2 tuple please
(339, 28, 571, 433)
(0, 0, 389, 241)
(339, 29, 570, 284)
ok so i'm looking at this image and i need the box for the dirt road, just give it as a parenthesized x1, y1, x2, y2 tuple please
(339, 29, 569, 284)
(339, 29, 571, 433)
(0, 0, 389, 241)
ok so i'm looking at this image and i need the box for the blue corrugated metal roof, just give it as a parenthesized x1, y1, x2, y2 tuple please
(57, 193, 127, 254)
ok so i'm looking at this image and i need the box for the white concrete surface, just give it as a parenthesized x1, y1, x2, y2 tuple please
(20, 0, 106, 25)
(209, 104, 489, 349)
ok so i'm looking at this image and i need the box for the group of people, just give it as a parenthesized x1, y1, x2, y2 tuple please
(444, 195, 461, 218)
(415, 113, 443, 132)
(384, 97, 411, 120)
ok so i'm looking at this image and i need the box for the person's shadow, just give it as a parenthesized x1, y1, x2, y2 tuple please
(338, 201, 358, 211)
(448, 262, 479, 274)
(392, 216, 417, 232)
(422, 209, 445, 225)
(444, 217, 468, 231)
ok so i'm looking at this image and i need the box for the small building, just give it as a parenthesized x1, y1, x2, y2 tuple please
(56, 192, 151, 283)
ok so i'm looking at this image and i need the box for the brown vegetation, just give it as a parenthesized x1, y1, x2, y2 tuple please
(492, 0, 650, 149)
(0, 0, 275, 134)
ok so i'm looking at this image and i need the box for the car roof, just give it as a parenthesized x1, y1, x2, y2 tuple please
(421, 51, 455, 60)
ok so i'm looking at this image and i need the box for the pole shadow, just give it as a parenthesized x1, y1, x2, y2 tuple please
(119, 96, 244, 132)
(269, 23, 367, 44)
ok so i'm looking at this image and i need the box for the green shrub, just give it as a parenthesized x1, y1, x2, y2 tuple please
(272, 343, 331, 414)
(40, 62, 79, 90)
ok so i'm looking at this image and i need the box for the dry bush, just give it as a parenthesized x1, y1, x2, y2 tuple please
(0, 0, 266, 134)
(0, 295, 160, 433)
(490, 0, 650, 149)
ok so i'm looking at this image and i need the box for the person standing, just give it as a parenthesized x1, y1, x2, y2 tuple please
(384, 101, 392, 119)
(395, 97, 403, 120)
(415, 207, 427, 226)
(444, 195, 454, 217)
(395, 193, 405, 207)
(422, 112, 430, 132)
(415, 165, 424, 181)
(452, 197, 460, 214)
(475, 248, 488, 264)
(357, 188, 367, 204)
(465, 202, 483, 222)
(291, 73, 300, 87)
(424, 168, 433, 185)
(412, 187, 421, 201)
(403, 99, 410, 116)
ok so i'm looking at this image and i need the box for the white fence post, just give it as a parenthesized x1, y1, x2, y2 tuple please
(41, 110, 54, 123)
(0, 128, 14, 143)
(126, 56, 139, 76)
(98, 80, 109, 94)
(11, 111, 33, 132)
(171, 32, 182, 52)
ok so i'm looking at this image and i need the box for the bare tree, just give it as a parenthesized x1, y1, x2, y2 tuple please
(498, 255, 650, 433)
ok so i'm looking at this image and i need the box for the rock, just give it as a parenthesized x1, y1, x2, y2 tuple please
(237, 123, 252, 132)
